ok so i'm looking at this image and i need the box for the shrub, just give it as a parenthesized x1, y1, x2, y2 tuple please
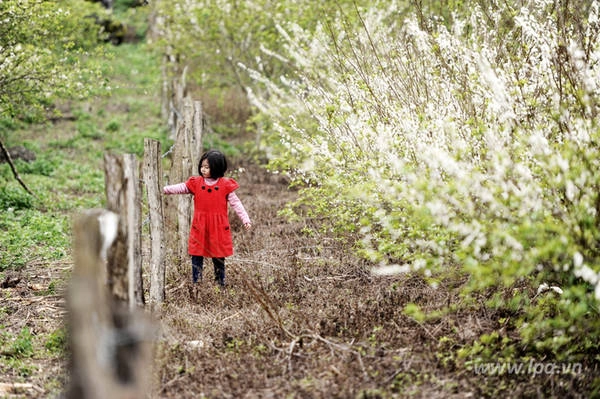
(242, 1, 600, 361)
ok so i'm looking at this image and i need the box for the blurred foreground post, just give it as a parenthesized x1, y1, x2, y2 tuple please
(67, 209, 153, 399)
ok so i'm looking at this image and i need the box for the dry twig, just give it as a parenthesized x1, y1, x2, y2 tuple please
(0, 139, 38, 198)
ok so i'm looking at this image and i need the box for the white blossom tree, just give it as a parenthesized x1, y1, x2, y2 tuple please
(242, 0, 600, 360)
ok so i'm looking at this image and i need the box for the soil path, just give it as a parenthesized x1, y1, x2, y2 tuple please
(154, 161, 469, 398)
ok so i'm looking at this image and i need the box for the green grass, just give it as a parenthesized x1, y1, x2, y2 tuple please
(0, 38, 167, 272)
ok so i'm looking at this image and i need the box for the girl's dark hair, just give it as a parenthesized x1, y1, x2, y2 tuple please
(199, 150, 228, 178)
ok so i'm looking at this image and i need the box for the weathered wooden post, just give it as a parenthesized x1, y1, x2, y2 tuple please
(123, 154, 144, 308)
(103, 153, 144, 307)
(175, 97, 193, 262)
(166, 64, 187, 140)
(143, 139, 166, 305)
(191, 100, 203, 170)
(176, 154, 192, 263)
(67, 209, 153, 399)
(169, 96, 204, 265)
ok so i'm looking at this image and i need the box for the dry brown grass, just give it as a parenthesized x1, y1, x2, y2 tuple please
(149, 161, 588, 399)
(1, 160, 594, 398)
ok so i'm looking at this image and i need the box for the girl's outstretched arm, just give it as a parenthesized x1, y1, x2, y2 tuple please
(163, 182, 190, 195)
(227, 192, 252, 230)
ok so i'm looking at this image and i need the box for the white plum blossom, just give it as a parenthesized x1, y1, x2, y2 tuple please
(537, 283, 564, 295)
(237, 1, 600, 301)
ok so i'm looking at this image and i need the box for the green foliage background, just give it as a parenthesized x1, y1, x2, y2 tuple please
(0, 2, 168, 270)
(0, 0, 110, 122)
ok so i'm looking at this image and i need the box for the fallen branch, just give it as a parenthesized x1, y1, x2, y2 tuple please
(242, 269, 370, 378)
(0, 139, 38, 198)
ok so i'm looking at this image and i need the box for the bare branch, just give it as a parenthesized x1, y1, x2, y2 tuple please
(0, 139, 38, 199)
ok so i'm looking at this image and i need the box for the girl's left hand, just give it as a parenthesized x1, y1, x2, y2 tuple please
(243, 223, 252, 231)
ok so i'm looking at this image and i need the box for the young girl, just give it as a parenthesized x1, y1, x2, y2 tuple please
(163, 150, 251, 287)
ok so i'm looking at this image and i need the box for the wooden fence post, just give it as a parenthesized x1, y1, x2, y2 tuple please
(167, 64, 187, 140)
(67, 209, 153, 399)
(177, 155, 192, 262)
(143, 139, 166, 305)
(124, 154, 144, 308)
(191, 100, 203, 170)
(169, 96, 204, 264)
(176, 97, 194, 261)
(103, 153, 144, 307)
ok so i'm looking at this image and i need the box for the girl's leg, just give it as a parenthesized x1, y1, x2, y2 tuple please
(212, 257, 225, 287)
(191, 256, 204, 283)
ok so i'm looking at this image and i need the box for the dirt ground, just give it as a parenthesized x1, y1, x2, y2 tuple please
(152, 161, 465, 398)
(150, 161, 593, 398)
(0, 160, 593, 398)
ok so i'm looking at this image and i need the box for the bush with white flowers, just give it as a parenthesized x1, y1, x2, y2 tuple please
(244, 1, 600, 360)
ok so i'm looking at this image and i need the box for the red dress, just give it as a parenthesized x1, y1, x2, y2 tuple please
(185, 176, 240, 257)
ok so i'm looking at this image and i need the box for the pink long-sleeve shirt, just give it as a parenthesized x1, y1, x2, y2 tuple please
(163, 179, 251, 225)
